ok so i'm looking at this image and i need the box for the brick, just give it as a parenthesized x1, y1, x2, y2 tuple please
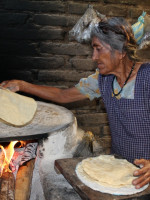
(0, 56, 65, 70)
(72, 107, 98, 114)
(2, 70, 33, 82)
(38, 27, 65, 40)
(94, 135, 111, 148)
(131, 0, 150, 6)
(72, 107, 99, 115)
(34, 14, 68, 26)
(74, 0, 101, 2)
(128, 8, 150, 21)
(96, 4, 127, 17)
(78, 126, 100, 136)
(0, 27, 65, 40)
(0, 40, 38, 56)
(98, 98, 107, 112)
(0, 0, 5, 8)
(76, 113, 108, 126)
(65, 99, 97, 110)
(68, 2, 88, 15)
(40, 42, 92, 56)
(0, 13, 28, 25)
(68, 16, 80, 27)
(38, 70, 92, 82)
(70, 58, 96, 71)
(99, 136, 111, 148)
(104, 0, 149, 6)
(103, 126, 111, 135)
(4, 0, 65, 13)
(42, 81, 79, 88)
(33, 14, 79, 27)
(127, 8, 144, 19)
(104, 0, 136, 5)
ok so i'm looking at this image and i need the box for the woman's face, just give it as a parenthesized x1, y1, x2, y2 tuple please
(92, 36, 122, 75)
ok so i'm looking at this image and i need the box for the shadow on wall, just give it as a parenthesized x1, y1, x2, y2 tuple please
(0, 0, 95, 85)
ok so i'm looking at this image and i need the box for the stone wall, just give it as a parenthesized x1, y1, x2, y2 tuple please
(0, 0, 150, 152)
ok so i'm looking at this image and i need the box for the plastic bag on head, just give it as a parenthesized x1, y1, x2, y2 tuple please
(69, 5, 106, 43)
(132, 11, 146, 45)
(136, 13, 150, 62)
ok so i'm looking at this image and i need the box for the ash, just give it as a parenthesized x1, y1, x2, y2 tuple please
(10, 142, 38, 179)
(30, 122, 84, 200)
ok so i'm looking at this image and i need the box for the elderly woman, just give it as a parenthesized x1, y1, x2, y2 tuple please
(1, 17, 150, 189)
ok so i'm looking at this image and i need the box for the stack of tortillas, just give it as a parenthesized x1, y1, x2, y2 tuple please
(0, 88, 37, 126)
(76, 155, 149, 195)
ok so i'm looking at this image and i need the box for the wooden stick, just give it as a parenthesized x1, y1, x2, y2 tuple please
(15, 159, 35, 200)
(0, 172, 15, 200)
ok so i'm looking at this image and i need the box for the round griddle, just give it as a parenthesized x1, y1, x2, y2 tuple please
(0, 101, 75, 142)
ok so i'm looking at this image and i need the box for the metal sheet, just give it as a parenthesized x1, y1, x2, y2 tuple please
(0, 101, 74, 142)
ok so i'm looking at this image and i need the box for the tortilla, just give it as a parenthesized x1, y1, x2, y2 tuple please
(0, 88, 37, 126)
(76, 155, 149, 195)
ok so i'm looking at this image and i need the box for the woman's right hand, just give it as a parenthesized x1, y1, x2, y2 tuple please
(0, 80, 24, 92)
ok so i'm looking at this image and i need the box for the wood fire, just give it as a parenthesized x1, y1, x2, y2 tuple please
(0, 141, 18, 176)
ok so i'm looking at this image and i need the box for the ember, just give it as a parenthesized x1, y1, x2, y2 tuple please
(0, 141, 38, 178)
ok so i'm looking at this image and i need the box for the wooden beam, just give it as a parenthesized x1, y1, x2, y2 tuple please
(15, 159, 35, 200)
(0, 172, 15, 200)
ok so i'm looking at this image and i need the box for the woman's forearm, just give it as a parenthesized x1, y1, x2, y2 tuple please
(1, 80, 87, 103)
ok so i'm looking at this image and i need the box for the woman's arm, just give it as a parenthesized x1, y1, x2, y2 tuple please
(0, 80, 87, 103)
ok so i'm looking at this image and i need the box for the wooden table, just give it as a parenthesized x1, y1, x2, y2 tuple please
(55, 158, 150, 200)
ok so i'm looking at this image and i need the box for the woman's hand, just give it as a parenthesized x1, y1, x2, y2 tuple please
(132, 159, 150, 189)
(0, 80, 23, 92)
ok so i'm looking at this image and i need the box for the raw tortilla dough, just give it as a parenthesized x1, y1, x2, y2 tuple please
(0, 88, 37, 126)
(76, 155, 149, 195)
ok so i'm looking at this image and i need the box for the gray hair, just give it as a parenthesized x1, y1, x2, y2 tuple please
(91, 17, 138, 61)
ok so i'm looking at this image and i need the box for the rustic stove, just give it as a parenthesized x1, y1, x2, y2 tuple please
(0, 101, 83, 200)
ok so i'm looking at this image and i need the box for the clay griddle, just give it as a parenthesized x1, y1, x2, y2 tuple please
(0, 101, 74, 142)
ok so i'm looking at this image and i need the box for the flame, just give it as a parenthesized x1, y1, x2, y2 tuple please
(0, 141, 18, 176)
(19, 141, 27, 147)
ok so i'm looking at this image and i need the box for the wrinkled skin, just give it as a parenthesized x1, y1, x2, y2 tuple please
(0, 80, 20, 92)
(133, 159, 150, 188)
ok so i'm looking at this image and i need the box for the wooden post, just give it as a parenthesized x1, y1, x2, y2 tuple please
(0, 172, 15, 200)
(15, 159, 35, 200)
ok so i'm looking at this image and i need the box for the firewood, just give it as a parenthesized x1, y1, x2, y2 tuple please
(15, 159, 35, 200)
(0, 172, 15, 200)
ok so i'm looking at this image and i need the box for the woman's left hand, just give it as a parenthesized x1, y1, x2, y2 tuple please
(132, 159, 150, 189)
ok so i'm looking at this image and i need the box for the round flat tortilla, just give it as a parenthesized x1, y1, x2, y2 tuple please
(0, 88, 37, 126)
(76, 155, 149, 195)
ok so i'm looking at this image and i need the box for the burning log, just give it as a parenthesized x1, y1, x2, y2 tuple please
(0, 172, 15, 200)
(15, 159, 35, 200)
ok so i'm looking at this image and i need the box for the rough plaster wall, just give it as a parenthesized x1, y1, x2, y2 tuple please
(0, 0, 150, 152)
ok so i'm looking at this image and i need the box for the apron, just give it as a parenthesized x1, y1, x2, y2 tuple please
(98, 63, 150, 163)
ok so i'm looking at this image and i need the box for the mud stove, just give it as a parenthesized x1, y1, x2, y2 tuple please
(0, 101, 83, 200)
